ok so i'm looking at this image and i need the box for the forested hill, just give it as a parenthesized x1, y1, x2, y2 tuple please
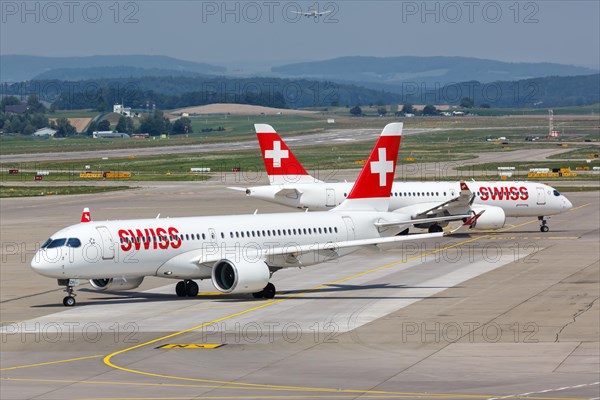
(273, 56, 598, 88)
(0, 55, 226, 82)
(2, 73, 598, 110)
(8, 76, 403, 110)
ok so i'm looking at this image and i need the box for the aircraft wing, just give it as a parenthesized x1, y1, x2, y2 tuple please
(393, 181, 475, 218)
(374, 214, 472, 228)
(192, 213, 482, 266)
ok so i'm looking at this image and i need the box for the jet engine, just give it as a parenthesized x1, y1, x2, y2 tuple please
(89, 277, 145, 291)
(470, 205, 506, 230)
(212, 259, 270, 294)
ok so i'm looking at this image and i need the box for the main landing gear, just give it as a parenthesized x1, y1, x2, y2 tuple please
(538, 216, 550, 233)
(175, 280, 199, 297)
(253, 282, 276, 299)
(428, 224, 444, 233)
(58, 279, 79, 307)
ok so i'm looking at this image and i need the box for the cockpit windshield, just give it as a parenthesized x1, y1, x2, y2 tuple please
(46, 238, 67, 249)
(66, 238, 81, 248)
(42, 238, 82, 249)
(553, 190, 561, 197)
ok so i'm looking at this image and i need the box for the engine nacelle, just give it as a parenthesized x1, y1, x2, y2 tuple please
(470, 205, 506, 230)
(212, 259, 270, 294)
(89, 277, 145, 291)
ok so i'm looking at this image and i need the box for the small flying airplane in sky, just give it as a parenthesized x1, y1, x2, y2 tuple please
(291, 9, 332, 18)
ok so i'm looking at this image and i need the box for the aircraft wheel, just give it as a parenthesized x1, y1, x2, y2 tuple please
(63, 296, 76, 307)
(252, 291, 264, 299)
(175, 281, 187, 297)
(262, 283, 276, 299)
(185, 280, 199, 297)
(428, 224, 443, 233)
(541, 225, 549, 233)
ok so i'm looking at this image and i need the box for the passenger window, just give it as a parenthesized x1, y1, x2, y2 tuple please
(66, 238, 81, 248)
(221, 232, 225, 239)
(334, 227, 338, 233)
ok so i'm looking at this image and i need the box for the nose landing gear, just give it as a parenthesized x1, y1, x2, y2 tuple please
(538, 216, 550, 232)
(58, 279, 80, 306)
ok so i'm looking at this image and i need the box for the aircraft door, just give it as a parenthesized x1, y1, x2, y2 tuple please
(96, 226, 115, 260)
(536, 187, 546, 205)
(326, 188, 335, 207)
(342, 216, 355, 241)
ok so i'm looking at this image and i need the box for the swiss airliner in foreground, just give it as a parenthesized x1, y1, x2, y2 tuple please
(32, 123, 480, 307)
(231, 126, 572, 233)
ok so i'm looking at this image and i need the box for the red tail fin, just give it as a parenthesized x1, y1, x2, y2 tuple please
(334, 123, 402, 212)
(255, 124, 319, 184)
(81, 208, 91, 223)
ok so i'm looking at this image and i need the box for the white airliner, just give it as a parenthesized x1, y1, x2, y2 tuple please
(230, 126, 573, 233)
(31, 123, 481, 307)
(291, 9, 332, 18)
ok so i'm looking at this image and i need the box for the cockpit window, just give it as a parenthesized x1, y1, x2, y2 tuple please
(66, 238, 82, 248)
(553, 190, 561, 197)
(41, 238, 53, 249)
(46, 238, 67, 249)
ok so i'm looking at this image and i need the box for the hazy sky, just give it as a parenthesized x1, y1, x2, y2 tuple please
(2, 1, 599, 69)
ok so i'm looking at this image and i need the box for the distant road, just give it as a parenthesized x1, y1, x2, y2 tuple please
(0, 128, 437, 163)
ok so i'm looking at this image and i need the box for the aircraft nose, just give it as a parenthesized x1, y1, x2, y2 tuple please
(563, 196, 573, 210)
(30, 249, 62, 278)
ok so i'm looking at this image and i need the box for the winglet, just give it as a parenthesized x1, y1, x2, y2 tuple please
(255, 124, 320, 185)
(81, 208, 91, 223)
(445, 211, 484, 235)
(460, 181, 476, 205)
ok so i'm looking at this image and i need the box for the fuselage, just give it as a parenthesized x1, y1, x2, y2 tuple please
(246, 181, 573, 217)
(31, 210, 405, 280)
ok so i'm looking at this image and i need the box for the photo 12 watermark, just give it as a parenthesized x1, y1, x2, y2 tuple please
(400, 1, 540, 24)
(1, 1, 140, 24)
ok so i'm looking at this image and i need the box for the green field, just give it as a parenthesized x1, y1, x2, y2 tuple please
(2, 109, 598, 155)
(0, 185, 132, 198)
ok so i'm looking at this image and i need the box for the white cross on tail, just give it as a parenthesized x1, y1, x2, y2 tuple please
(264, 141, 289, 168)
(370, 148, 393, 186)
